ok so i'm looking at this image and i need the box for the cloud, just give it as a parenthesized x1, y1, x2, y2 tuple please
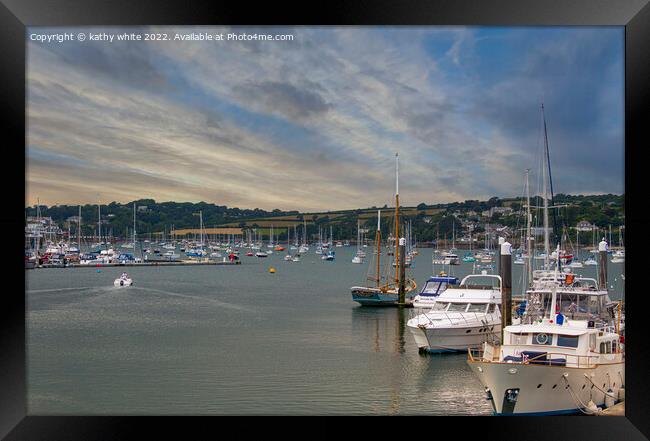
(26, 26, 624, 210)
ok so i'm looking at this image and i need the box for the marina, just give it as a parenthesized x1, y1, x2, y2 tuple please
(26, 243, 624, 415)
(22, 25, 628, 418)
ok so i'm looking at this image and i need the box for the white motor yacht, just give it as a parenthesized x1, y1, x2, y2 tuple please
(407, 272, 502, 353)
(467, 277, 624, 415)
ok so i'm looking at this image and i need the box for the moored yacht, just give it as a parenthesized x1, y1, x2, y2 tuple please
(466, 277, 624, 415)
(407, 272, 502, 353)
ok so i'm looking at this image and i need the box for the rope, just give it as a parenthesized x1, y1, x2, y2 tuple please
(583, 374, 618, 399)
(561, 376, 601, 415)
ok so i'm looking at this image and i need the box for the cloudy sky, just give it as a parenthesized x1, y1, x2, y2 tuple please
(26, 26, 624, 211)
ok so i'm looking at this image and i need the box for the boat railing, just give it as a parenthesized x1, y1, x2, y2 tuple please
(469, 347, 602, 368)
(519, 351, 601, 368)
(418, 310, 499, 328)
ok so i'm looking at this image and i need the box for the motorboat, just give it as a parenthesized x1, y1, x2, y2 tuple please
(322, 251, 335, 261)
(114, 272, 133, 287)
(407, 272, 502, 353)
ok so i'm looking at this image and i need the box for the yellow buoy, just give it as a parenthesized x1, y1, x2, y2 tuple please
(269, 267, 276, 274)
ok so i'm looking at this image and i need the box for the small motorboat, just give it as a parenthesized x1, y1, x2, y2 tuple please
(322, 251, 335, 261)
(114, 272, 133, 287)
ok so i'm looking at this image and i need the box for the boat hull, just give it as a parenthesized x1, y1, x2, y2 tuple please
(350, 287, 414, 306)
(466, 359, 624, 415)
(408, 322, 501, 353)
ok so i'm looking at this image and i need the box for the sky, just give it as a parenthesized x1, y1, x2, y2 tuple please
(26, 26, 624, 211)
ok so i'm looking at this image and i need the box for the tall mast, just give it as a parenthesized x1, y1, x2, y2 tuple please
(78, 205, 81, 251)
(200, 210, 203, 248)
(541, 105, 550, 269)
(452, 221, 455, 249)
(376, 210, 381, 286)
(133, 202, 136, 254)
(394, 153, 400, 285)
(525, 169, 533, 286)
(98, 202, 101, 246)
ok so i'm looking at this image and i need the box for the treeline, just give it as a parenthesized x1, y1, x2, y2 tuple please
(25, 193, 624, 243)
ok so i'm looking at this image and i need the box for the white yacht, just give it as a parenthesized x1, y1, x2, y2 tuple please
(467, 274, 624, 415)
(432, 251, 460, 266)
(407, 273, 502, 353)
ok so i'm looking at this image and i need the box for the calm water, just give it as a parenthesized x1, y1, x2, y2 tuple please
(26, 247, 625, 415)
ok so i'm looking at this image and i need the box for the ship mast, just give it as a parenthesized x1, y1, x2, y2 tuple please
(541, 105, 551, 269)
(133, 202, 136, 256)
(376, 210, 381, 286)
(394, 153, 400, 285)
(525, 169, 533, 286)
(78, 205, 81, 251)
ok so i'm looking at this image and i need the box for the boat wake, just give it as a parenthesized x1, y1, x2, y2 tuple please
(27, 286, 95, 294)
(130, 286, 251, 312)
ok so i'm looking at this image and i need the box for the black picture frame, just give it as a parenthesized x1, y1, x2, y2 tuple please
(2, 0, 648, 438)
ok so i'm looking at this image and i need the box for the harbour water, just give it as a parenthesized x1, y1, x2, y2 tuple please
(26, 247, 625, 415)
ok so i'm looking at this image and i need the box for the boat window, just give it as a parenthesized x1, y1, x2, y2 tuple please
(600, 342, 605, 353)
(467, 303, 486, 313)
(510, 333, 528, 345)
(422, 282, 442, 294)
(447, 303, 468, 312)
(488, 304, 497, 314)
(532, 333, 552, 345)
(431, 302, 449, 311)
(557, 335, 579, 348)
(612, 341, 617, 353)
(605, 341, 612, 354)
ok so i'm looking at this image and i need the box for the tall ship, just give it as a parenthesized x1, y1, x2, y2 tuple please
(350, 153, 417, 305)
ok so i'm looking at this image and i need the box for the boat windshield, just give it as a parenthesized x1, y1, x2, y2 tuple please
(448, 303, 468, 312)
(421, 281, 447, 295)
(431, 302, 449, 311)
(467, 303, 488, 313)
(456, 275, 501, 290)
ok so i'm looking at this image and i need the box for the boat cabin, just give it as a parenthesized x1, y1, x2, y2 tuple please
(523, 277, 611, 322)
(422, 274, 502, 313)
(500, 322, 622, 367)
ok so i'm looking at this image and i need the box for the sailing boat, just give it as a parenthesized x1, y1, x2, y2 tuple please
(569, 228, 584, 268)
(185, 211, 207, 258)
(352, 218, 364, 264)
(284, 228, 293, 261)
(611, 226, 624, 263)
(350, 153, 417, 305)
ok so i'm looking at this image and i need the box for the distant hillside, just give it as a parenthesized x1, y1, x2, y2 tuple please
(25, 193, 624, 244)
